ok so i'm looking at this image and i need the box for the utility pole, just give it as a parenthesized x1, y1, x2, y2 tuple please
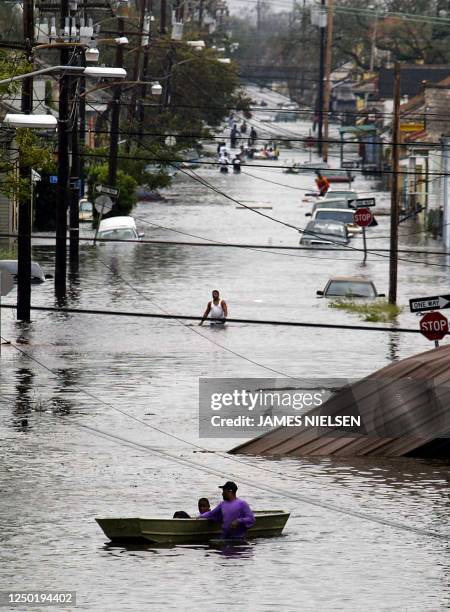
(317, 0, 326, 157)
(17, 0, 34, 321)
(160, 0, 167, 34)
(108, 16, 125, 192)
(69, 75, 80, 273)
(55, 0, 70, 298)
(441, 136, 449, 248)
(389, 62, 401, 305)
(138, 0, 151, 144)
(322, 0, 334, 163)
(128, 0, 146, 129)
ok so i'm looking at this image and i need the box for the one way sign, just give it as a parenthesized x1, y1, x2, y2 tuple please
(409, 295, 450, 313)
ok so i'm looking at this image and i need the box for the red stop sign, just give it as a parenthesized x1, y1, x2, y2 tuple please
(354, 208, 373, 227)
(420, 311, 449, 341)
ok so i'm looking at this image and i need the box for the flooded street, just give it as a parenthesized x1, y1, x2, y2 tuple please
(1, 119, 449, 611)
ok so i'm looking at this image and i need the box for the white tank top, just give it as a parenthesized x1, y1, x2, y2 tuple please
(210, 300, 224, 319)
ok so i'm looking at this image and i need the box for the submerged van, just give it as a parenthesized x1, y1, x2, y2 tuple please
(96, 217, 144, 242)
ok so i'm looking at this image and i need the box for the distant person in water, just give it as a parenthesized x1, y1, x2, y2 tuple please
(199, 289, 228, 326)
(198, 498, 211, 515)
(198, 481, 255, 539)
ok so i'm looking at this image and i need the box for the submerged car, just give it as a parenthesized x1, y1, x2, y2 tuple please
(0, 260, 50, 283)
(300, 220, 349, 246)
(312, 208, 362, 234)
(79, 199, 94, 222)
(96, 217, 144, 242)
(308, 198, 352, 216)
(324, 189, 358, 202)
(317, 276, 385, 298)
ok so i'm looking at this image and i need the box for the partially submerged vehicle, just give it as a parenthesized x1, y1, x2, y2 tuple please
(0, 260, 50, 283)
(96, 510, 290, 545)
(312, 208, 362, 234)
(300, 220, 349, 246)
(317, 276, 384, 298)
(79, 198, 94, 222)
(96, 217, 144, 242)
(308, 198, 352, 216)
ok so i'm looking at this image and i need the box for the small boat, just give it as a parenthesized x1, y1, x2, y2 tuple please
(96, 510, 290, 545)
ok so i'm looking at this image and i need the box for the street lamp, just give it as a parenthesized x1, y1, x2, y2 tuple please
(84, 67, 127, 78)
(151, 81, 163, 96)
(4, 114, 57, 129)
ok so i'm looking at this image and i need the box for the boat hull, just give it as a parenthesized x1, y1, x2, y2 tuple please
(96, 511, 290, 544)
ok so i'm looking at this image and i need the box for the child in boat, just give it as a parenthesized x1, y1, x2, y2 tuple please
(173, 511, 191, 519)
(198, 498, 211, 515)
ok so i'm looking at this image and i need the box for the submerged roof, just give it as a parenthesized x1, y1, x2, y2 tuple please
(230, 345, 450, 458)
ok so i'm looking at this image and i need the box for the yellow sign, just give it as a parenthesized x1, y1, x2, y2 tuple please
(400, 122, 425, 132)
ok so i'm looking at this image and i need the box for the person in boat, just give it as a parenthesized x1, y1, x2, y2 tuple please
(232, 156, 241, 173)
(173, 511, 191, 519)
(315, 170, 330, 197)
(199, 289, 228, 326)
(219, 156, 229, 173)
(198, 498, 211, 515)
(198, 481, 255, 539)
(240, 120, 247, 134)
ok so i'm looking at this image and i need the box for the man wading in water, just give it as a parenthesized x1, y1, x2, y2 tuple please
(199, 289, 228, 326)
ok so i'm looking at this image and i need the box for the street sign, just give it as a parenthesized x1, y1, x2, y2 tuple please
(96, 184, 119, 197)
(0, 271, 14, 296)
(420, 311, 448, 342)
(354, 208, 373, 227)
(342, 160, 359, 169)
(70, 178, 81, 190)
(409, 294, 450, 313)
(50, 175, 58, 184)
(94, 195, 113, 215)
(354, 197, 376, 208)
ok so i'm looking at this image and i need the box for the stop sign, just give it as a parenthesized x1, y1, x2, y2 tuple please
(420, 311, 449, 341)
(354, 208, 373, 227)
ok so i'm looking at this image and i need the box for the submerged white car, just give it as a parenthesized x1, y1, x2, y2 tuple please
(96, 217, 144, 242)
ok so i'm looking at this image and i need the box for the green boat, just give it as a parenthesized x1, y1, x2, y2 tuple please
(96, 510, 290, 545)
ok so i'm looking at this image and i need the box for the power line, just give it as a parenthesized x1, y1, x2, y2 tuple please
(0, 303, 423, 334)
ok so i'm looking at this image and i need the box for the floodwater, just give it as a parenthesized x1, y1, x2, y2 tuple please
(0, 108, 449, 611)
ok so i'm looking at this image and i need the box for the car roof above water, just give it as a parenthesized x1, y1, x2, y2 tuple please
(0, 259, 45, 280)
(98, 216, 137, 231)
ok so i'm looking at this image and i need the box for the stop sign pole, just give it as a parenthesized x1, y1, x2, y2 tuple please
(354, 208, 373, 264)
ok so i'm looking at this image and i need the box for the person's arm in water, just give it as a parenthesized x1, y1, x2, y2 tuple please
(198, 503, 222, 522)
(230, 501, 255, 530)
(221, 300, 228, 319)
(199, 301, 211, 326)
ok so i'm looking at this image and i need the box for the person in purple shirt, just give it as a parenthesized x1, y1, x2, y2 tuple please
(199, 481, 255, 539)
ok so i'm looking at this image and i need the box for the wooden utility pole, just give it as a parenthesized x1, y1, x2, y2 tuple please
(128, 0, 147, 128)
(160, 0, 167, 34)
(317, 0, 325, 157)
(55, 0, 70, 298)
(108, 17, 125, 192)
(322, 0, 334, 162)
(17, 0, 34, 321)
(389, 62, 401, 305)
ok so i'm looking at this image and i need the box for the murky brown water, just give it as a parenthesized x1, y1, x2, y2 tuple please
(0, 117, 449, 611)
